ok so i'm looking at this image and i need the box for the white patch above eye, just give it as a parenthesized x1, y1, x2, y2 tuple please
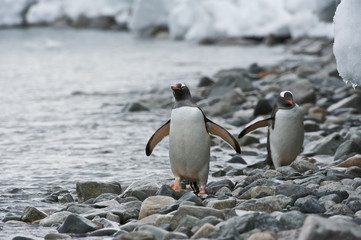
(280, 90, 292, 98)
(180, 83, 186, 88)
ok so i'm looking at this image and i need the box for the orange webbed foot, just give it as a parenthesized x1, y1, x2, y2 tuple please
(170, 179, 182, 191)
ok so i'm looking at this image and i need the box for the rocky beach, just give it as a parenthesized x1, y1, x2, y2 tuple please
(2, 35, 361, 240)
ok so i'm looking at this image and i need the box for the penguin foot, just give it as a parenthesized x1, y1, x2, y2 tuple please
(170, 179, 182, 191)
(198, 188, 206, 195)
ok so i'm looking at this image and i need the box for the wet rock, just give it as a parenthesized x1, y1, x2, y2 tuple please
(304, 121, 320, 132)
(198, 76, 214, 87)
(207, 71, 254, 98)
(162, 232, 188, 240)
(21, 206, 47, 222)
(3, 212, 22, 222)
(191, 223, 218, 239)
(123, 102, 149, 112)
(319, 193, 342, 204)
(326, 169, 354, 180)
(298, 215, 361, 240)
(212, 169, 226, 177)
(276, 166, 300, 177)
(139, 196, 176, 219)
(174, 214, 200, 233)
(327, 93, 361, 113)
(137, 225, 168, 240)
(236, 195, 292, 213)
(192, 215, 223, 233)
(156, 184, 178, 199)
(336, 154, 361, 168)
(253, 98, 273, 117)
(206, 198, 236, 209)
(176, 192, 203, 206)
(115, 231, 155, 240)
(66, 204, 94, 214)
(122, 180, 162, 197)
(247, 231, 277, 240)
(251, 186, 276, 198)
(334, 140, 361, 160)
(89, 228, 119, 236)
(346, 200, 361, 213)
(206, 179, 234, 195)
(106, 212, 120, 223)
(157, 203, 179, 215)
(12, 237, 36, 240)
(288, 82, 316, 104)
(94, 193, 118, 203)
(212, 212, 281, 239)
(59, 193, 74, 203)
(44, 233, 71, 239)
(290, 157, 318, 173)
(326, 203, 354, 216)
(238, 135, 260, 146)
(170, 206, 224, 230)
(76, 181, 121, 203)
(345, 166, 361, 178)
(279, 210, 306, 230)
(227, 155, 247, 164)
(304, 132, 344, 155)
(298, 197, 326, 214)
(276, 184, 315, 200)
(40, 211, 72, 227)
(58, 213, 99, 234)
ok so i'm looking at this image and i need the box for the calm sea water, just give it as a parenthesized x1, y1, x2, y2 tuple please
(0, 28, 291, 239)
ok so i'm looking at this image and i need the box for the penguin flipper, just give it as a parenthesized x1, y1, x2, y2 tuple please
(146, 120, 170, 156)
(206, 120, 241, 153)
(238, 118, 273, 138)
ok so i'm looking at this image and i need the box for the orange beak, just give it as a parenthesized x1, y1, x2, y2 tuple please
(287, 100, 293, 105)
(171, 86, 180, 91)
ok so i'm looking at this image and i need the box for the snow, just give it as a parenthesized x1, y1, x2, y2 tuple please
(333, 0, 361, 88)
(1, 0, 336, 42)
(26, 0, 63, 25)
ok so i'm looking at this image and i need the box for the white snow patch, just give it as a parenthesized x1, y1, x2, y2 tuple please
(26, 0, 64, 25)
(333, 0, 361, 88)
(0, 0, 34, 26)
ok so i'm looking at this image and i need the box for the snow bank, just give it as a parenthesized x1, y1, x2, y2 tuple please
(26, 0, 63, 25)
(333, 0, 361, 88)
(0, 0, 35, 26)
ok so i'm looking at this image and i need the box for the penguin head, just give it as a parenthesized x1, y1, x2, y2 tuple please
(171, 83, 192, 101)
(277, 91, 295, 108)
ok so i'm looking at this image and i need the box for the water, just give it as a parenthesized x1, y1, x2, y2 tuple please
(0, 28, 291, 238)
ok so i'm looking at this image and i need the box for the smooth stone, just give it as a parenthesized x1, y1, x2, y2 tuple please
(290, 157, 318, 173)
(76, 181, 121, 203)
(119, 222, 138, 232)
(93, 193, 118, 203)
(251, 186, 276, 198)
(207, 179, 235, 195)
(154, 215, 173, 227)
(236, 195, 293, 213)
(139, 196, 176, 219)
(298, 197, 326, 214)
(334, 140, 361, 160)
(88, 228, 119, 236)
(162, 232, 188, 240)
(121, 180, 162, 197)
(40, 211, 72, 227)
(44, 233, 71, 239)
(215, 186, 232, 195)
(191, 223, 219, 239)
(263, 170, 282, 179)
(239, 135, 260, 146)
(95, 217, 119, 228)
(3, 212, 22, 222)
(275, 184, 315, 200)
(157, 203, 179, 214)
(191, 215, 223, 233)
(319, 194, 342, 204)
(137, 225, 168, 240)
(304, 132, 343, 155)
(176, 192, 203, 206)
(66, 204, 94, 214)
(115, 231, 155, 240)
(212, 212, 281, 239)
(59, 193, 74, 203)
(279, 210, 306, 230)
(170, 206, 224, 230)
(276, 166, 300, 177)
(345, 166, 361, 178)
(206, 198, 236, 210)
(327, 94, 361, 113)
(247, 231, 277, 240)
(58, 214, 99, 234)
(253, 98, 273, 117)
(288, 82, 316, 104)
(326, 169, 354, 181)
(174, 214, 200, 233)
(325, 203, 354, 216)
(123, 102, 149, 112)
(106, 212, 120, 223)
(21, 206, 48, 222)
(347, 200, 361, 213)
(298, 215, 361, 240)
(336, 154, 361, 168)
(227, 155, 247, 164)
(198, 76, 215, 87)
(156, 184, 178, 199)
(12, 237, 35, 240)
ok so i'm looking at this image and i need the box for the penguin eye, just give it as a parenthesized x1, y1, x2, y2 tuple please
(180, 83, 185, 89)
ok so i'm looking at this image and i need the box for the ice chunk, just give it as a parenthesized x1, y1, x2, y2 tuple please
(333, 0, 361, 87)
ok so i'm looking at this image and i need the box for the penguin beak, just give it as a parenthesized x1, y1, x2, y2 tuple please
(171, 86, 180, 91)
(287, 100, 293, 105)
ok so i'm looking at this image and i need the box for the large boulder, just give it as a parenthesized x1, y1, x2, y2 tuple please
(76, 181, 121, 203)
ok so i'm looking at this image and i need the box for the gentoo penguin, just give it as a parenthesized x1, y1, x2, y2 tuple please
(146, 83, 241, 195)
(238, 91, 304, 168)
